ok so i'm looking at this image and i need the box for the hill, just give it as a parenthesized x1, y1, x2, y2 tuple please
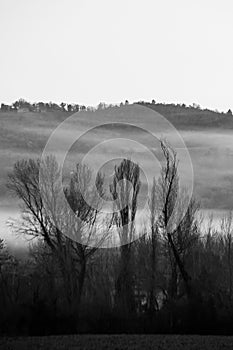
(0, 103, 233, 212)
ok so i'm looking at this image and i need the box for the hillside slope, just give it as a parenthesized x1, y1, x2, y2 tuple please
(0, 103, 233, 212)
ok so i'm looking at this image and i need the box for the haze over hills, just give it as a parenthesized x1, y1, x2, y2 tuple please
(1, 101, 233, 252)
(0, 101, 233, 206)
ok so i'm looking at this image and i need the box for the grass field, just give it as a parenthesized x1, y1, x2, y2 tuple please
(1, 334, 233, 350)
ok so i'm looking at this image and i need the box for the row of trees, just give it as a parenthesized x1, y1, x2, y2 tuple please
(136, 101, 233, 115)
(1, 142, 233, 335)
(0, 99, 131, 113)
(0, 99, 87, 113)
(1, 98, 232, 115)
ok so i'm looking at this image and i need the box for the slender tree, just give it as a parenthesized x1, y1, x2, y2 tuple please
(155, 141, 193, 298)
(110, 158, 141, 314)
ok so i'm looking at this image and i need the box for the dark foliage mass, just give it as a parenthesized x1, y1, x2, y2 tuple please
(1, 141, 233, 336)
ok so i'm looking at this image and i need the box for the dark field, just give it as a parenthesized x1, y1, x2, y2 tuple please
(1, 334, 233, 350)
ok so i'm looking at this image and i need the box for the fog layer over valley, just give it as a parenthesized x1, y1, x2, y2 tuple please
(1, 103, 233, 250)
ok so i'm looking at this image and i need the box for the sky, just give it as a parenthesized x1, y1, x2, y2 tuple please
(0, 0, 233, 111)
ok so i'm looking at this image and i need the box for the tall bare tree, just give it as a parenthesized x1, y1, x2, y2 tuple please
(110, 158, 141, 314)
(154, 141, 196, 298)
(221, 211, 233, 301)
(8, 157, 108, 319)
(148, 178, 160, 314)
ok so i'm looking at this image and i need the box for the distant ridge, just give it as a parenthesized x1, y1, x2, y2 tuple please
(1, 99, 233, 130)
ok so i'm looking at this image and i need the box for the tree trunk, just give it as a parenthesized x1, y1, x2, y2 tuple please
(167, 231, 192, 297)
(115, 244, 135, 315)
(149, 225, 157, 315)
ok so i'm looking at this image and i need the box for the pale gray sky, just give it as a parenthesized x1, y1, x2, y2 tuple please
(0, 0, 232, 111)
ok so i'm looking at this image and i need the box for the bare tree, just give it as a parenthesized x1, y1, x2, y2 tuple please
(221, 211, 233, 301)
(110, 159, 141, 314)
(148, 178, 160, 314)
(7, 157, 108, 319)
(154, 141, 196, 298)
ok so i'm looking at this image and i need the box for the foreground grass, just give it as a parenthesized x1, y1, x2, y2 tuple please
(1, 334, 233, 350)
